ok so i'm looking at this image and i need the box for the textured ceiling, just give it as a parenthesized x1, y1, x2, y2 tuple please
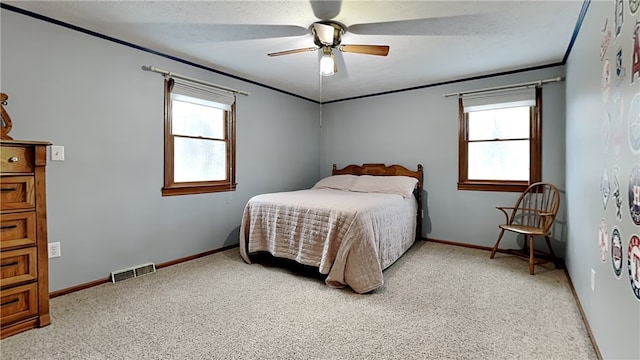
(3, 1, 585, 102)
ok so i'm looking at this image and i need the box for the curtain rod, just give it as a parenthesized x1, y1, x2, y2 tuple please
(443, 77, 563, 97)
(141, 65, 250, 96)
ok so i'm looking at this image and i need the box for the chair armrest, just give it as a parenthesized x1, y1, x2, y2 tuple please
(496, 206, 515, 223)
(503, 207, 555, 216)
(515, 207, 551, 213)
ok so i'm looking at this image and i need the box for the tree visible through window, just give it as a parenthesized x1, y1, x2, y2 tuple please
(162, 78, 236, 196)
(458, 87, 541, 192)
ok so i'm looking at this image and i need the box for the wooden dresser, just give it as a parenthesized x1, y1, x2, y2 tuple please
(0, 139, 51, 339)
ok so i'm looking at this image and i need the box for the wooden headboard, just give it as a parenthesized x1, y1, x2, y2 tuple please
(332, 163, 424, 239)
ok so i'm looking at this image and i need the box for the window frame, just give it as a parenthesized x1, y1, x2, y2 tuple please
(162, 79, 237, 196)
(457, 87, 542, 192)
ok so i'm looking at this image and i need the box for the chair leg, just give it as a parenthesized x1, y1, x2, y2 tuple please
(529, 235, 535, 275)
(490, 229, 505, 259)
(544, 236, 561, 268)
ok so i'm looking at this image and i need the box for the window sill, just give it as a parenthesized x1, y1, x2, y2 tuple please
(457, 181, 528, 192)
(162, 183, 237, 196)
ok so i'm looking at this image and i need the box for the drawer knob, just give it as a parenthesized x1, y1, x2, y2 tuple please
(8, 156, 18, 162)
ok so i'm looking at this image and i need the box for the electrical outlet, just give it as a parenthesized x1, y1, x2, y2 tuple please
(591, 269, 595, 292)
(48, 242, 61, 258)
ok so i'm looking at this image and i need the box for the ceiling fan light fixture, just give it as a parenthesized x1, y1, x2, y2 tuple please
(320, 47, 335, 76)
(320, 54, 335, 76)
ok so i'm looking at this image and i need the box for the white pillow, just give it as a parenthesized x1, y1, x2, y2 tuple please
(312, 175, 359, 190)
(350, 175, 418, 198)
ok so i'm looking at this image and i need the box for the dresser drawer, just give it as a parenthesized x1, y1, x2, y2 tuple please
(0, 176, 35, 211)
(0, 146, 34, 173)
(0, 212, 36, 250)
(1, 248, 37, 288)
(0, 283, 38, 327)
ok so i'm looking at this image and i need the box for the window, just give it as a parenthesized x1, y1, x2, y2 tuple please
(458, 87, 541, 192)
(163, 78, 236, 196)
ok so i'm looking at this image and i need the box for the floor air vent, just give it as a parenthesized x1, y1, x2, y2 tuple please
(110, 262, 156, 283)
(135, 263, 156, 276)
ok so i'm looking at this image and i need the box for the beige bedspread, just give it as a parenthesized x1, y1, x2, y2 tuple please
(239, 188, 417, 293)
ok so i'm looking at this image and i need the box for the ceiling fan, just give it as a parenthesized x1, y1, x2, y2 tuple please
(267, 21, 389, 76)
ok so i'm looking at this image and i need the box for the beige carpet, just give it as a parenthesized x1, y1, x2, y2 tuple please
(0, 241, 597, 360)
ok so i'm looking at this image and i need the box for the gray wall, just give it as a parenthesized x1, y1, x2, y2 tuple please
(320, 66, 567, 256)
(3, 3, 638, 358)
(565, 1, 639, 359)
(1, 9, 320, 292)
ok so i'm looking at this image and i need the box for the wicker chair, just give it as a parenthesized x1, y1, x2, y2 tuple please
(489, 182, 561, 275)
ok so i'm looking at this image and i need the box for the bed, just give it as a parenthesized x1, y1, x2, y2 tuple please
(239, 163, 424, 293)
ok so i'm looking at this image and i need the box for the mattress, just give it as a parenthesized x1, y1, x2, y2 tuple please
(239, 188, 417, 293)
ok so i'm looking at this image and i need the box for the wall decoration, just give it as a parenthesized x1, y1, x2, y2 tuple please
(612, 47, 626, 103)
(629, 163, 640, 226)
(600, 218, 609, 263)
(603, 112, 612, 153)
(602, 168, 612, 209)
(632, 21, 640, 84)
(602, 57, 612, 103)
(616, 46, 626, 78)
(602, 17, 612, 60)
(628, 92, 640, 154)
(611, 226, 623, 278)
(615, 0, 624, 39)
(627, 234, 640, 301)
(613, 165, 623, 221)
(631, 0, 640, 15)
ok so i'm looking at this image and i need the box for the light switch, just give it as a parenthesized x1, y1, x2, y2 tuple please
(51, 145, 65, 161)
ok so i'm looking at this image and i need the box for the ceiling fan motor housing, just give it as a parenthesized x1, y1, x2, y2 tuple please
(311, 21, 346, 47)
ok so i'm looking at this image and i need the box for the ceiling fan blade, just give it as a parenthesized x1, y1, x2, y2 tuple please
(143, 24, 309, 42)
(268, 47, 318, 57)
(332, 50, 348, 79)
(348, 15, 494, 36)
(332, 53, 338, 74)
(310, 0, 342, 20)
(339, 45, 389, 56)
(313, 22, 336, 45)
